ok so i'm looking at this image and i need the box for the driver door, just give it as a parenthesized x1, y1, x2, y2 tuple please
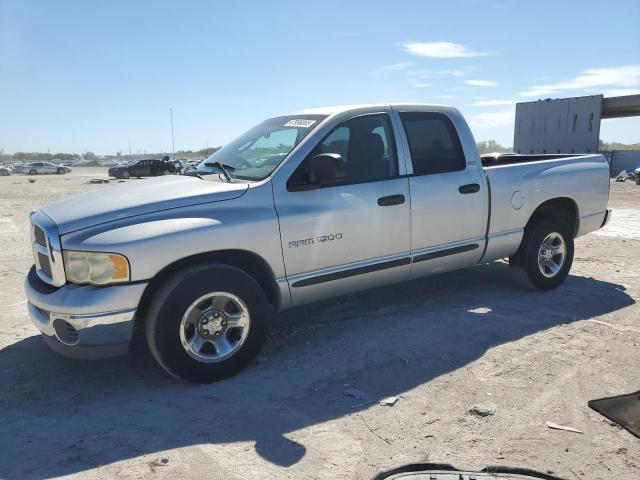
(273, 111, 411, 306)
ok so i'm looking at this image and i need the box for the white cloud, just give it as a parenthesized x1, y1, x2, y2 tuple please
(410, 80, 432, 88)
(371, 62, 414, 74)
(467, 99, 517, 106)
(603, 88, 640, 97)
(520, 65, 640, 97)
(466, 79, 498, 87)
(467, 108, 515, 128)
(407, 67, 474, 78)
(400, 41, 489, 58)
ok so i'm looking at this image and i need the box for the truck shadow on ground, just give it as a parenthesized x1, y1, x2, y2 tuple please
(0, 262, 635, 479)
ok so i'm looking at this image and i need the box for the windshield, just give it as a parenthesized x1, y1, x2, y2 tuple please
(198, 114, 326, 181)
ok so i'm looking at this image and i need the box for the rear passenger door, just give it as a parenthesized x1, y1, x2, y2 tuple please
(395, 109, 487, 278)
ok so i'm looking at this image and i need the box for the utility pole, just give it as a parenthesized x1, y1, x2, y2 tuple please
(170, 108, 175, 160)
(128, 141, 132, 160)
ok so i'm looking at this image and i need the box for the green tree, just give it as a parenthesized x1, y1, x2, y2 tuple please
(476, 140, 512, 154)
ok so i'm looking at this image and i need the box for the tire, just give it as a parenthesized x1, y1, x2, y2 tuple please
(162, 169, 171, 175)
(509, 217, 574, 290)
(636, 176, 640, 186)
(57, 168, 64, 174)
(121, 170, 130, 179)
(145, 263, 271, 383)
(29, 169, 37, 175)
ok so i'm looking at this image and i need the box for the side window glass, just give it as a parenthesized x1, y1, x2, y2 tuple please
(399, 112, 466, 175)
(290, 114, 398, 188)
(321, 126, 350, 161)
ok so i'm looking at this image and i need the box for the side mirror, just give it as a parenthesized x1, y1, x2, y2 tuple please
(307, 153, 345, 185)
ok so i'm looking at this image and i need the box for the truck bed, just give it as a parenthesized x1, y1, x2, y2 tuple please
(479, 153, 610, 262)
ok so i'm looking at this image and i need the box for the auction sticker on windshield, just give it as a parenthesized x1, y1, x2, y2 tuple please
(283, 119, 317, 128)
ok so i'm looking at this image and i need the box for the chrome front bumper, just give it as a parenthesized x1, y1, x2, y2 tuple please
(25, 267, 148, 359)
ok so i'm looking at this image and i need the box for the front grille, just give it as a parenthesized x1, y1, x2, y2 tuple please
(30, 211, 66, 287)
(37, 252, 53, 278)
(34, 225, 47, 246)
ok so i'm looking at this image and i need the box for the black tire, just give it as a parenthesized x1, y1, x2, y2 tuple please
(145, 263, 271, 383)
(121, 170, 130, 179)
(29, 169, 37, 175)
(57, 168, 64, 174)
(509, 217, 574, 290)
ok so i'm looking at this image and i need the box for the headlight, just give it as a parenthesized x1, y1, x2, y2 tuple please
(63, 250, 130, 285)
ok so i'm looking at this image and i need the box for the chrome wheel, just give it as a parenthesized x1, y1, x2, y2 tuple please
(179, 292, 250, 363)
(537, 232, 566, 278)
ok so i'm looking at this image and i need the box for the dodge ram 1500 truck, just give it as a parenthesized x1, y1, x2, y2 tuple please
(25, 104, 611, 383)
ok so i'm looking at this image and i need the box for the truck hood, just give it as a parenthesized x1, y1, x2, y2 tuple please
(41, 175, 249, 234)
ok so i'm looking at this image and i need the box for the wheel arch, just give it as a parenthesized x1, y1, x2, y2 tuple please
(526, 197, 579, 237)
(136, 249, 281, 322)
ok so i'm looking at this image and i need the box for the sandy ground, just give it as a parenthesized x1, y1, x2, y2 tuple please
(0, 167, 639, 480)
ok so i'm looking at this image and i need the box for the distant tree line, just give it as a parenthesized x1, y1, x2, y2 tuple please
(0, 146, 221, 163)
(2, 140, 638, 164)
(476, 140, 512, 154)
(599, 140, 640, 151)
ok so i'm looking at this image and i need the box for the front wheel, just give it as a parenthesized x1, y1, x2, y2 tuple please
(145, 263, 271, 383)
(29, 169, 37, 175)
(509, 218, 574, 290)
(121, 170, 130, 179)
(57, 168, 65, 174)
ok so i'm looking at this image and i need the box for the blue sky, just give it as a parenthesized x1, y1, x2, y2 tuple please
(1, 0, 639, 154)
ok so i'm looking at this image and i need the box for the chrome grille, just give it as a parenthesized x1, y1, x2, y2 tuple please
(34, 225, 47, 246)
(30, 210, 66, 287)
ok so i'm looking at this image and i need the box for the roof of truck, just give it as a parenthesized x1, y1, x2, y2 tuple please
(291, 103, 451, 116)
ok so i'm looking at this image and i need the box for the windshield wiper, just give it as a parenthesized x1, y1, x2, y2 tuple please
(205, 162, 234, 183)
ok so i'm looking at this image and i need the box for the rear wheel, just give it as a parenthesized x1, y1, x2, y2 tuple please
(29, 169, 37, 175)
(509, 217, 574, 290)
(145, 263, 271, 383)
(57, 168, 65, 174)
(162, 169, 171, 175)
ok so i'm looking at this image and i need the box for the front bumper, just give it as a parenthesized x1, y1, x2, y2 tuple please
(25, 266, 148, 359)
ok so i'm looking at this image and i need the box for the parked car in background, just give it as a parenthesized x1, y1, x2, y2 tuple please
(0, 166, 13, 176)
(108, 158, 177, 179)
(14, 162, 70, 175)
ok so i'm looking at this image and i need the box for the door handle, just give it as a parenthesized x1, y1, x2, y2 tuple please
(377, 194, 405, 206)
(458, 183, 480, 194)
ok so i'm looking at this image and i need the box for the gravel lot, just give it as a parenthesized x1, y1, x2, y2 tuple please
(1, 167, 639, 479)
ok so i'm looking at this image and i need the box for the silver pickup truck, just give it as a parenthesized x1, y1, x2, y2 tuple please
(25, 104, 611, 383)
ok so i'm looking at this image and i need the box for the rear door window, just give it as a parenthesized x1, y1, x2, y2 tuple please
(399, 112, 466, 175)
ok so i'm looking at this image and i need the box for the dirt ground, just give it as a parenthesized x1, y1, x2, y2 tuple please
(0, 167, 639, 480)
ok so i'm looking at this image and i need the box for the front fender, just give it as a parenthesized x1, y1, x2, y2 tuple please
(60, 184, 287, 283)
